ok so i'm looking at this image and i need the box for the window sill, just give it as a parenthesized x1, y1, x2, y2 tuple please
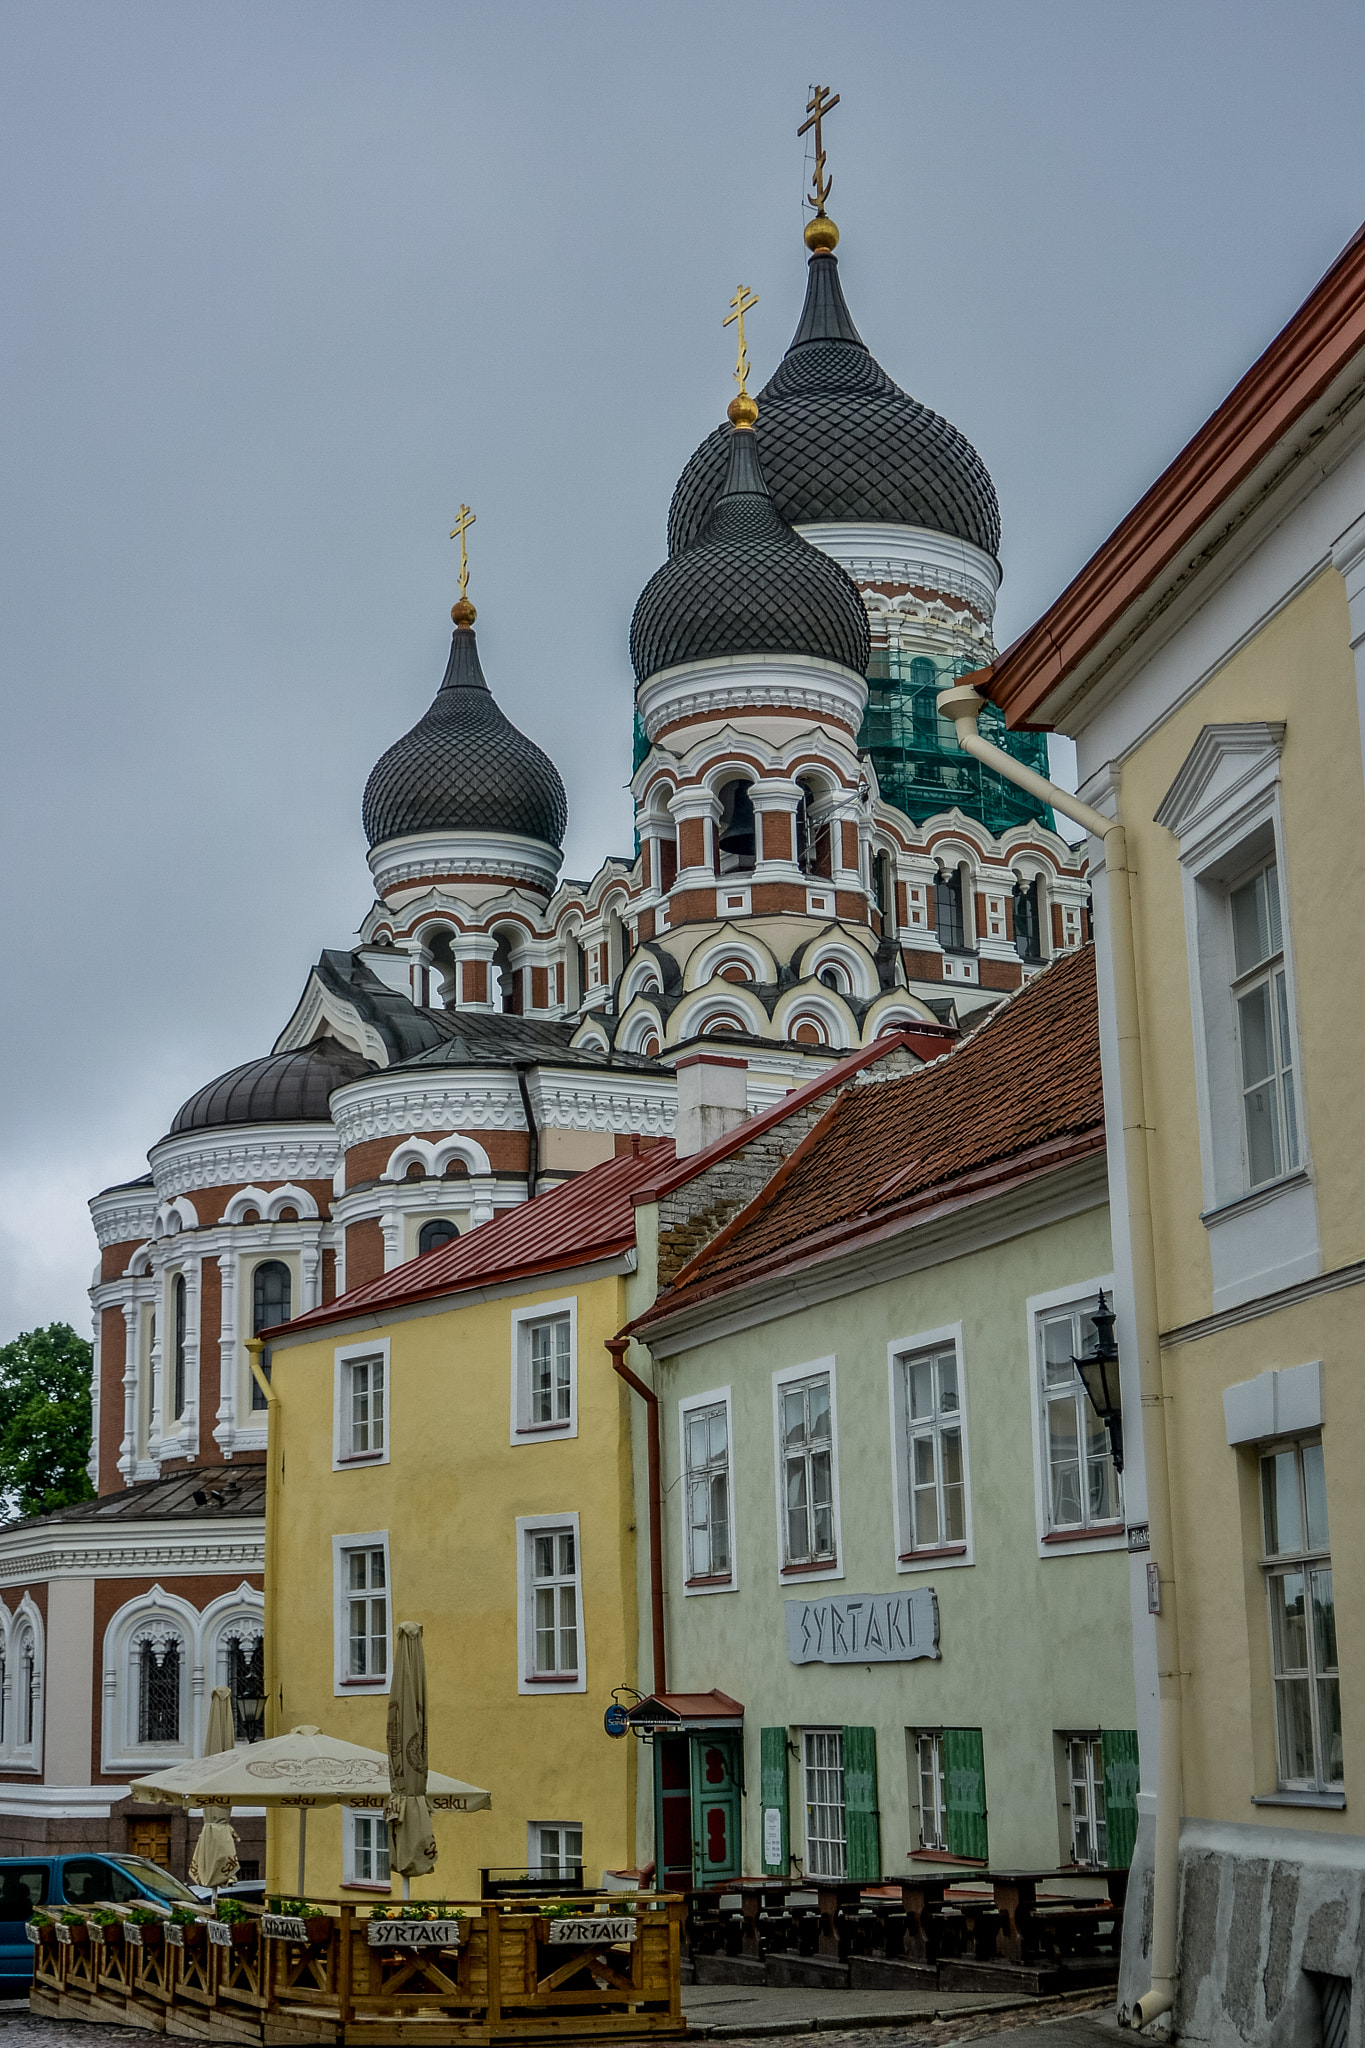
(1200, 1168, 1312, 1229)
(686, 1574, 734, 1589)
(781, 1559, 839, 1577)
(899, 1544, 968, 1564)
(908, 1849, 988, 1868)
(1042, 1523, 1125, 1546)
(1251, 1788, 1345, 1810)
(515, 1423, 574, 1437)
(336, 1453, 386, 1466)
(341, 1880, 393, 1892)
(338, 1677, 388, 1690)
(524, 1673, 580, 1685)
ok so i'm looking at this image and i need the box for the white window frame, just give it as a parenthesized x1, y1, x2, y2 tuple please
(772, 1358, 842, 1585)
(333, 1339, 391, 1471)
(887, 1323, 973, 1572)
(0, 1597, 44, 1776)
(527, 1820, 583, 1881)
(509, 1298, 578, 1444)
(332, 1531, 392, 1697)
(802, 1728, 846, 1878)
(912, 1729, 947, 1852)
(678, 1386, 738, 1594)
(342, 1806, 392, 1890)
(1154, 721, 1319, 1312)
(1062, 1732, 1109, 1868)
(1260, 1436, 1341, 1795)
(516, 1512, 586, 1696)
(1025, 1278, 1125, 1557)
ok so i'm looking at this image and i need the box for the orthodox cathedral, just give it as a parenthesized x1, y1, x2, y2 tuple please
(0, 106, 1088, 1860)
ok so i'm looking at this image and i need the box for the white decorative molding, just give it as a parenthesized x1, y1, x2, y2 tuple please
(799, 522, 1001, 620)
(525, 1071, 676, 1137)
(0, 1783, 132, 1820)
(370, 827, 562, 899)
(0, 1522, 264, 1585)
(638, 651, 868, 745)
(1154, 721, 1287, 866)
(150, 1126, 341, 1203)
(381, 1133, 493, 1182)
(220, 1183, 320, 1225)
(89, 1186, 158, 1252)
(330, 1071, 526, 1146)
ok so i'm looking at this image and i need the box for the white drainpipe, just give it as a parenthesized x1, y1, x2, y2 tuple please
(938, 680, 1182, 2029)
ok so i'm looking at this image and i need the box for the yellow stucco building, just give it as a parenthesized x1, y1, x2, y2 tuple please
(258, 1146, 667, 1899)
(977, 225, 1365, 2045)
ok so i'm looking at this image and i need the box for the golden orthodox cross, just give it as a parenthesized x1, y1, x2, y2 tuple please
(449, 503, 475, 601)
(723, 284, 760, 396)
(798, 83, 840, 215)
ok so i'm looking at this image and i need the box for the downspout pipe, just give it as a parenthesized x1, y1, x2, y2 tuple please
(515, 1064, 540, 1202)
(607, 1337, 666, 1695)
(939, 681, 1182, 2030)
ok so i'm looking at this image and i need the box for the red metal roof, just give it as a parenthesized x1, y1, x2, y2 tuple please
(274, 1142, 675, 1337)
(633, 947, 1103, 1328)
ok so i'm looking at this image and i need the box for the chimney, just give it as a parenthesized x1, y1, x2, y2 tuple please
(673, 1052, 749, 1159)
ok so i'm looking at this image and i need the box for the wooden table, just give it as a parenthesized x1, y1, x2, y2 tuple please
(988, 1870, 1128, 1962)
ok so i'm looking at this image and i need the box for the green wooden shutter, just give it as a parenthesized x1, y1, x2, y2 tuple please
(942, 1728, 988, 1862)
(759, 1727, 789, 1875)
(841, 1726, 881, 1881)
(1100, 1728, 1140, 1870)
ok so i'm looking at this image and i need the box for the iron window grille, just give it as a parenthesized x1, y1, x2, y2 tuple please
(901, 1345, 965, 1552)
(1262, 1439, 1341, 1791)
(1230, 859, 1300, 1188)
(685, 1401, 732, 1580)
(803, 1730, 846, 1878)
(1036, 1304, 1121, 1532)
(781, 1374, 835, 1565)
(21, 1647, 34, 1747)
(138, 1639, 181, 1744)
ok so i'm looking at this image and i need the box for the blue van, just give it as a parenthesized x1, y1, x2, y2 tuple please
(0, 1853, 201, 1991)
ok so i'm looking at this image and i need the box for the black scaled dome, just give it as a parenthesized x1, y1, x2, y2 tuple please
(363, 623, 568, 851)
(170, 1037, 377, 1136)
(668, 249, 1000, 561)
(631, 420, 870, 684)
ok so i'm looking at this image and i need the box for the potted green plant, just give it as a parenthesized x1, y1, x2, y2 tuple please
(124, 1905, 163, 1949)
(213, 1897, 256, 1948)
(268, 1896, 332, 1946)
(89, 1909, 119, 1947)
(26, 1912, 54, 1948)
(167, 1906, 205, 1953)
(57, 1911, 89, 1946)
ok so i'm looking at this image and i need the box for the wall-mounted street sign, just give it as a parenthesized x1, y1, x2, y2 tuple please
(603, 1703, 630, 1739)
(785, 1587, 940, 1665)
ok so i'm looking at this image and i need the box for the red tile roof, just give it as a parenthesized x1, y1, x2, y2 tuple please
(274, 1142, 676, 1336)
(634, 946, 1102, 1327)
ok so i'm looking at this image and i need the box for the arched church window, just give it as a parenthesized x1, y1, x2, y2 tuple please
(874, 851, 895, 931)
(1013, 878, 1045, 963)
(443, 1158, 469, 1180)
(818, 964, 850, 995)
(935, 866, 965, 953)
(172, 1275, 186, 1421)
(406, 1162, 426, 1182)
(418, 1219, 460, 1256)
(20, 1638, 34, 1747)
(0, 1648, 6, 1746)
(138, 1637, 180, 1744)
(715, 781, 756, 875)
(229, 1635, 264, 1743)
(251, 1262, 290, 1413)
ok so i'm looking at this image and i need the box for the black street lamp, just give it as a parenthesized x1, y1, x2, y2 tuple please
(1073, 1289, 1124, 1473)
(235, 1688, 268, 1743)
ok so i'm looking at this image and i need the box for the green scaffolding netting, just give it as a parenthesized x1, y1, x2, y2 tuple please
(857, 651, 1055, 836)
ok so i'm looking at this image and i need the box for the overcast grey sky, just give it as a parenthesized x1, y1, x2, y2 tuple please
(4, 0, 1363, 1340)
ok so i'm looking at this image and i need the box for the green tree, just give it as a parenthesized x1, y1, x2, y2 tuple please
(0, 1323, 96, 1520)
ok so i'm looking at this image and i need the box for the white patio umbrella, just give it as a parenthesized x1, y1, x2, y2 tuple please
(188, 1686, 240, 1890)
(387, 1624, 436, 1896)
(132, 1724, 489, 1894)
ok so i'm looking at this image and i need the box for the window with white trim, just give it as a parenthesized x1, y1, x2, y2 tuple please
(778, 1370, 836, 1569)
(803, 1730, 846, 1878)
(1035, 1302, 1121, 1535)
(335, 1343, 389, 1468)
(517, 1515, 585, 1692)
(1261, 1439, 1341, 1792)
(530, 1822, 582, 1881)
(1230, 859, 1300, 1188)
(1064, 1734, 1108, 1867)
(681, 1393, 733, 1588)
(344, 1809, 391, 1886)
(333, 1534, 391, 1692)
(511, 1302, 577, 1441)
(915, 1731, 947, 1851)
(895, 1342, 966, 1557)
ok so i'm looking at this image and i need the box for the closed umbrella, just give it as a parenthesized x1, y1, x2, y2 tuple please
(188, 1687, 240, 1890)
(387, 1624, 436, 1894)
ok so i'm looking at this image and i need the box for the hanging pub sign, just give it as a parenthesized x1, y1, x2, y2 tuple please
(785, 1586, 940, 1665)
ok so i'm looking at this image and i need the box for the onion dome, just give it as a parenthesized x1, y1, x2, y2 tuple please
(630, 410, 870, 684)
(667, 246, 1000, 560)
(169, 1037, 376, 1136)
(362, 616, 567, 851)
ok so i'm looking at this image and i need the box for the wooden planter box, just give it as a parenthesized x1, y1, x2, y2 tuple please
(123, 1920, 163, 1949)
(208, 1918, 256, 1950)
(25, 1922, 54, 1947)
(56, 1922, 88, 1946)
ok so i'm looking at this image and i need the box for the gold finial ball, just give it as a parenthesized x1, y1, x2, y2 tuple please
(804, 213, 840, 255)
(727, 391, 759, 430)
(451, 597, 477, 627)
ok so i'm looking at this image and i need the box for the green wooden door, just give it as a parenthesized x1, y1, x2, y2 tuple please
(760, 1727, 789, 1875)
(943, 1728, 988, 1861)
(689, 1734, 742, 1884)
(1101, 1728, 1140, 1869)
(841, 1726, 881, 1881)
